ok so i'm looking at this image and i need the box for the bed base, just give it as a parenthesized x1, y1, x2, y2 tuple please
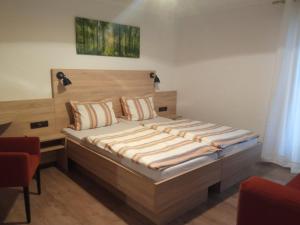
(72, 161, 209, 225)
(66, 139, 261, 224)
(219, 143, 262, 192)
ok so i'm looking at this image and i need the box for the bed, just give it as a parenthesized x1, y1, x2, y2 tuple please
(64, 137, 222, 224)
(63, 118, 221, 181)
(63, 117, 261, 224)
(63, 117, 259, 181)
(51, 69, 262, 224)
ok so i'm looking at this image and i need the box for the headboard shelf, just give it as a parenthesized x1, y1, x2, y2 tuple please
(0, 98, 56, 136)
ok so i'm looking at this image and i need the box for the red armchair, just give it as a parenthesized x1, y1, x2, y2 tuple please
(237, 175, 300, 225)
(0, 137, 41, 223)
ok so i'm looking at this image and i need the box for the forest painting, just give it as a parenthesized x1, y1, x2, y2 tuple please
(75, 17, 140, 58)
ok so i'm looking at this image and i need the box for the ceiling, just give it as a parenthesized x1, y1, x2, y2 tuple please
(87, 0, 274, 16)
(174, 0, 273, 15)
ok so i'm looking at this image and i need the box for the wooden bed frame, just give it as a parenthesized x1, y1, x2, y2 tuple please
(66, 139, 261, 224)
(51, 69, 262, 224)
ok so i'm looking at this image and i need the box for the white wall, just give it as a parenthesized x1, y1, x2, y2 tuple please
(175, 3, 283, 136)
(0, 0, 284, 137)
(0, 0, 177, 101)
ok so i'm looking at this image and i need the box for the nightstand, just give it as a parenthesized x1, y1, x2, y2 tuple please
(40, 133, 67, 170)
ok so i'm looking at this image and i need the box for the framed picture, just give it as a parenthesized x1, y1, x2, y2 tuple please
(75, 17, 140, 58)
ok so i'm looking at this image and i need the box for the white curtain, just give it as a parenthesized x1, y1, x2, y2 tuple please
(262, 0, 300, 173)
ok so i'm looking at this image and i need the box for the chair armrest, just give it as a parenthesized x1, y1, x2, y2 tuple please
(237, 176, 300, 225)
(0, 152, 31, 187)
(0, 137, 40, 155)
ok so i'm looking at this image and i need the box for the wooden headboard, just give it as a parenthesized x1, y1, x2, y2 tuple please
(51, 69, 155, 131)
(0, 69, 176, 137)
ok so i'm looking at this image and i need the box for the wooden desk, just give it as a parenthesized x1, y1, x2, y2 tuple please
(39, 133, 67, 170)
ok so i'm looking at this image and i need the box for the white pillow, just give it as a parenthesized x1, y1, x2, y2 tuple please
(121, 95, 157, 121)
(70, 100, 118, 130)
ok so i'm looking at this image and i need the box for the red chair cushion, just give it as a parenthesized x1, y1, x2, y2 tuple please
(29, 154, 40, 179)
(237, 176, 300, 225)
(0, 137, 40, 155)
(0, 137, 40, 187)
(287, 174, 300, 190)
(0, 153, 40, 187)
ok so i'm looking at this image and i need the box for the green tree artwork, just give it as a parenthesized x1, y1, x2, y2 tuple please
(75, 17, 140, 58)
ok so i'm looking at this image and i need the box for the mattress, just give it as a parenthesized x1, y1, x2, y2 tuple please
(218, 138, 258, 157)
(142, 117, 259, 155)
(143, 117, 260, 157)
(63, 118, 217, 181)
(143, 119, 259, 149)
(63, 117, 258, 181)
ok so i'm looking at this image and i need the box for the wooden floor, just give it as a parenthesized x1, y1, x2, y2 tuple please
(0, 163, 295, 225)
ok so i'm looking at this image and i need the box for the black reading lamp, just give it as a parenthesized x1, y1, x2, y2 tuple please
(56, 72, 72, 86)
(150, 72, 160, 85)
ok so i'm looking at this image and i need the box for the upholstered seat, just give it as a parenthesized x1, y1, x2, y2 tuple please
(0, 137, 41, 223)
(237, 175, 300, 225)
(287, 174, 300, 190)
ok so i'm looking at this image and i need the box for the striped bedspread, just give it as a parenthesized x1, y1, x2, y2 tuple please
(85, 126, 219, 170)
(143, 120, 259, 149)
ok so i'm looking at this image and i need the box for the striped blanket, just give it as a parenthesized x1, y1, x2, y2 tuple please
(85, 126, 219, 170)
(143, 120, 259, 149)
